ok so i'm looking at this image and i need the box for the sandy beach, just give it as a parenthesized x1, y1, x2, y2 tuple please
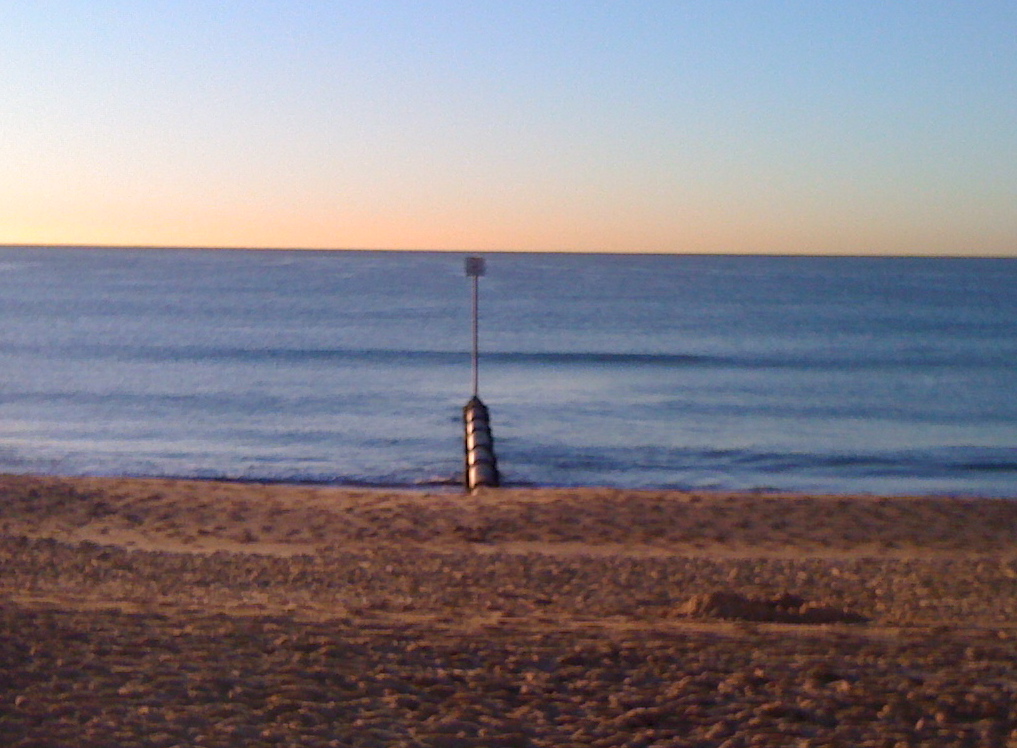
(2, 474, 1017, 746)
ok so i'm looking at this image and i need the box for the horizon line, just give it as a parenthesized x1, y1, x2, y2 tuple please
(2, 243, 1014, 260)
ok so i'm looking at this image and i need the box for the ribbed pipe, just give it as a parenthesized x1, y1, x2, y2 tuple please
(463, 395, 499, 491)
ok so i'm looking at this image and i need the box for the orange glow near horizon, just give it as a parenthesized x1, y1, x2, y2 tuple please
(5, 192, 1013, 256)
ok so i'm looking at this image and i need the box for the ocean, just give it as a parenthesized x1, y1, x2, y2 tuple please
(0, 246, 1014, 497)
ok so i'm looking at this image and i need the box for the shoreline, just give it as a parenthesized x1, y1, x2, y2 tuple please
(3, 473, 1017, 745)
(7, 469, 1017, 500)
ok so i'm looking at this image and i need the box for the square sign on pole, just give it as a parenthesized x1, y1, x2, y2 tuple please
(465, 256, 486, 277)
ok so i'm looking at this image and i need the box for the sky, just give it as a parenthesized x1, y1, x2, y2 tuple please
(2, 1, 1015, 255)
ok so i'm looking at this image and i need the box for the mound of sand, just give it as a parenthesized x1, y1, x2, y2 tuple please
(681, 590, 868, 623)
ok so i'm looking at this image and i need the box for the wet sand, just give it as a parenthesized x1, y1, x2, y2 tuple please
(2, 474, 1017, 746)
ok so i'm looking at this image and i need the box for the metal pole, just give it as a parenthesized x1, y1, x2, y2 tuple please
(471, 272, 479, 397)
(465, 256, 485, 397)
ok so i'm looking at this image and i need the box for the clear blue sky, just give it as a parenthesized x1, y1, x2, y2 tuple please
(3, 1, 1015, 254)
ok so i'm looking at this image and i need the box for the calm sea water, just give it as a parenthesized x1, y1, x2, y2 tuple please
(0, 246, 1014, 497)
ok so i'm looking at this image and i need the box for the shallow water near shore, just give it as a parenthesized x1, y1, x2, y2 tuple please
(0, 246, 1014, 496)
